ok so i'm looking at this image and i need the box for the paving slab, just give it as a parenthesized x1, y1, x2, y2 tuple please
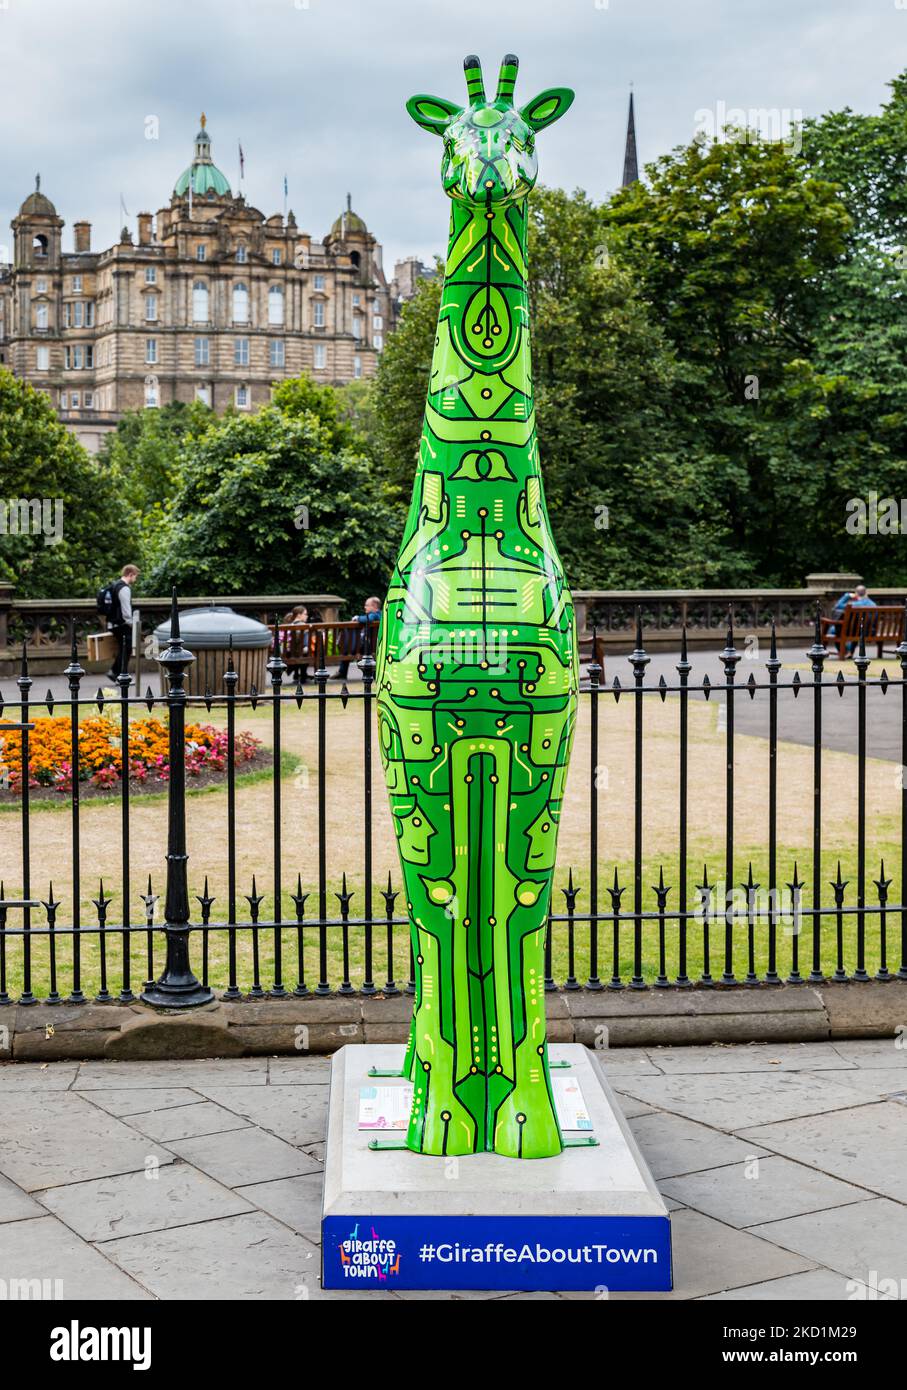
(831, 1040, 907, 1068)
(0, 1092, 173, 1191)
(268, 1056, 332, 1085)
(196, 1084, 328, 1146)
(0, 1062, 78, 1090)
(810, 1067, 907, 1100)
(101, 1210, 320, 1300)
(618, 1070, 883, 1131)
(0, 1171, 44, 1222)
(699, 1269, 889, 1300)
(741, 1102, 907, 1203)
(164, 1126, 321, 1186)
(750, 1197, 907, 1287)
(125, 1100, 251, 1143)
(0, 1214, 151, 1299)
(38, 1163, 254, 1241)
(660, 1155, 872, 1228)
(611, 1208, 813, 1301)
(78, 1087, 205, 1117)
(75, 1058, 269, 1089)
(647, 1043, 855, 1074)
(238, 1172, 323, 1243)
(595, 1047, 665, 1076)
(628, 1112, 768, 1180)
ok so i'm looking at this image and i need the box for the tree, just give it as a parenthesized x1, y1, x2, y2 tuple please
(146, 403, 400, 598)
(373, 271, 442, 494)
(0, 369, 139, 596)
(97, 400, 212, 572)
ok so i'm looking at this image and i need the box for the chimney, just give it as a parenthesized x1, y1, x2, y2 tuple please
(73, 221, 91, 253)
(137, 212, 153, 246)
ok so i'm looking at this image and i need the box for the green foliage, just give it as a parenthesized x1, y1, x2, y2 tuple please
(0, 369, 139, 596)
(373, 71, 907, 590)
(373, 271, 442, 494)
(146, 400, 400, 597)
(97, 400, 211, 572)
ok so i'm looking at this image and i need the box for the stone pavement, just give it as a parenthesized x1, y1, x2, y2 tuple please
(0, 1039, 904, 1301)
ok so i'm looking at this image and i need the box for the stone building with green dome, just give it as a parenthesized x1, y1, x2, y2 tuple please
(0, 117, 401, 451)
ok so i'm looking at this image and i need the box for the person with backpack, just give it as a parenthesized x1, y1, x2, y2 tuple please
(97, 564, 140, 680)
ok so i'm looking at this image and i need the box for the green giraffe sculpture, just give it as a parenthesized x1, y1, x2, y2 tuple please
(375, 53, 578, 1159)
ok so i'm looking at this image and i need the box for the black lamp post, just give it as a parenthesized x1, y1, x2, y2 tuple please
(141, 590, 214, 1008)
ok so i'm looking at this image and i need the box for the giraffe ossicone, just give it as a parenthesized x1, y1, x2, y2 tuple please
(376, 54, 578, 1159)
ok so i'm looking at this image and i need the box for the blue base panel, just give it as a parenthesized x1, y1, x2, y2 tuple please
(322, 1213, 672, 1291)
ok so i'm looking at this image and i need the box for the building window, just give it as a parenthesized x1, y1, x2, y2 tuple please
(36, 345, 49, 371)
(36, 278, 47, 294)
(192, 281, 208, 323)
(313, 300, 325, 328)
(72, 275, 82, 293)
(73, 301, 85, 328)
(70, 392, 80, 408)
(196, 244, 206, 262)
(60, 392, 68, 409)
(373, 314, 383, 330)
(194, 337, 210, 366)
(145, 339, 158, 365)
(35, 303, 48, 330)
(144, 293, 158, 321)
(236, 384, 249, 408)
(352, 316, 362, 339)
(84, 392, 94, 409)
(195, 384, 211, 406)
(234, 337, 249, 367)
(271, 249, 281, 265)
(86, 345, 94, 368)
(236, 244, 247, 264)
(233, 282, 249, 323)
(144, 375, 158, 408)
(353, 294, 360, 307)
(145, 266, 157, 284)
(269, 338, 285, 368)
(313, 273, 325, 290)
(354, 354, 362, 379)
(268, 285, 285, 325)
(313, 344, 326, 370)
(374, 333, 383, 350)
(86, 301, 95, 327)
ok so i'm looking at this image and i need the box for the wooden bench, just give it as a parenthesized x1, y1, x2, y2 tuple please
(273, 621, 377, 678)
(819, 604, 905, 659)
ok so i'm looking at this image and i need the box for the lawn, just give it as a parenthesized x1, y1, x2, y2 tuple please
(0, 671, 902, 997)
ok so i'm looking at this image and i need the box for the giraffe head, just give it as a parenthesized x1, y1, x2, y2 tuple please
(407, 54, 574, 208)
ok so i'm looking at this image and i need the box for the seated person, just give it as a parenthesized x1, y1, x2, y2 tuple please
(337, 597, 382, 679)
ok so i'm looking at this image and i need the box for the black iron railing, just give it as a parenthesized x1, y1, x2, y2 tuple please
(1, 593, 906, 1006)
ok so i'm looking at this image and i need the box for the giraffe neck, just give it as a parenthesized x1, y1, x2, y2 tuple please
(418, 199, 536, 489)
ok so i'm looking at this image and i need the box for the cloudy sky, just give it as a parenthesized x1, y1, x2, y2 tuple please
(0, 0, 902, 271)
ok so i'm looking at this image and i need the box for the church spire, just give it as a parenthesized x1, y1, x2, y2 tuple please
(621, 90, 638, 187)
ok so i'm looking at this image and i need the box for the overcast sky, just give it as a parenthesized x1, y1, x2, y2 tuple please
(0, 0, 902, 272)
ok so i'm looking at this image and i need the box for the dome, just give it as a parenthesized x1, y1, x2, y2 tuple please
(331, 194, 367, 238)
(174, 116, 232, 198)
(19, 180, 56, 217)
(174, 162, 232, 197)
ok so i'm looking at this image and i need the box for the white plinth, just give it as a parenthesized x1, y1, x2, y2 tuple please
(321, 1043, 672, 1292)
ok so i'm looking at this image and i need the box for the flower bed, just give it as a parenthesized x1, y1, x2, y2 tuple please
(0, 715, 262, 794)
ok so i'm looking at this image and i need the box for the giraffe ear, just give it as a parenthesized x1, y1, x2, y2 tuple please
(406, 94, 462, 136)
(520, 87, 575, 132)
